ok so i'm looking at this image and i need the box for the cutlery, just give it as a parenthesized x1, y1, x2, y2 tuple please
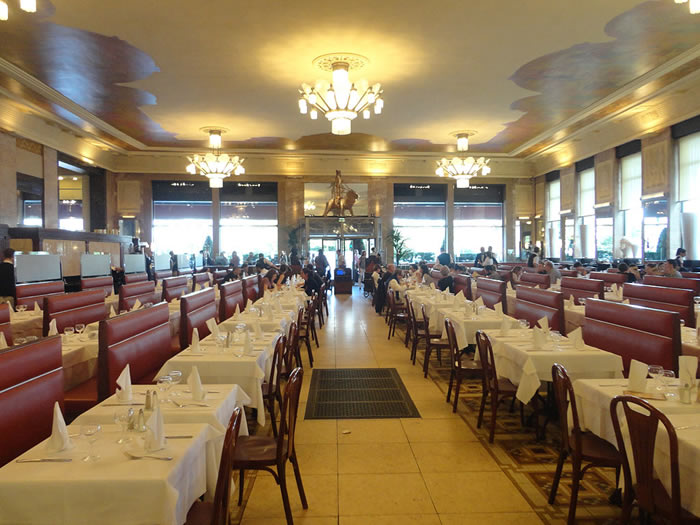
(183, 390, 220, 394)
(170, 399, 210, 408)
(102, 403, 144, 407)
(165, 435, 193, 439)
(675, 424, 700, 431)
(597, 384, 628, 387)
(125, 451, 173, 461)
(16, 458, 72, 463)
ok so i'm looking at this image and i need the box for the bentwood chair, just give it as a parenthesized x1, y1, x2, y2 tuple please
(282, 319, 301, 375)
(320, 282, 329, 317)
(297, 301, 316, 367)
(262, 335, 286, 437)
(444, 318, 482, 413)
(386, 291, 408, 340)
(235, 368, 307, 525)
(420, 304, 449, 378)
(408, 300, 427, 365)
(549, 364, 621, 524)
(184, 407, 242, 525)
(611, 395, 700, 525)
(313, 291, 324, 329)
(475, 330, 521, 443)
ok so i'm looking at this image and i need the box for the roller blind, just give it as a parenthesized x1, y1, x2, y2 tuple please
(547, 179, 560, 221)
(578, 168, 595, 216)
(620, 153, 641, 211)
(679, 132, 700, 200)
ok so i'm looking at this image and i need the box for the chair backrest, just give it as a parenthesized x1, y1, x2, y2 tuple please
(219, 280, 245, 322)
(643, 274, 700, 296)
(123, 272, 148, 284)
(497, 270, 512, 283)
(475, 330, 498, 394)
(161, 276, 189, 303)
(430, 269, 442, 285)
(277, 367, 304, 461)
(551, 364, 582, 456)
(118, 281, 157, 312)
(153, 269, 172, 287)
(623, 283, 696, 328)
(286, 321, 299, 371)
(559, 269, 578, 278)
(268, 335, 286, 398)
(242, 275, 260, 303)
(213, 270, 227, 286)
(476, 277, 508, 314)
(560, 277, 605, 305)
(98, 303, 172, 399)
(0, 303, 12, 345)
(15, 280, 65, 309)
(0, 336, 64, 467)
(589, 271, 626, 286)
(453, 274, 473, 300)
(610, 395, 682, 523)
(513, 286, 566, 334)
(191, 272, 210, 292)
(80, 275, 113, 298)
(519, 272, 550, 289)
(583, 299, 680, 374)
(444, 318, 462, 372)
(210, 407, 242, 525)
(43, 290, 106, 336)
(179, 287, 217, 349)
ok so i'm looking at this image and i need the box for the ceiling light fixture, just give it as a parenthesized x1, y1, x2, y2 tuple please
(435, 131, 491, 188)
(1, 0, 38, 21)
(185, 128, 245, 188)
(674, 0, 699, 14)
(298, 53, 384, 136)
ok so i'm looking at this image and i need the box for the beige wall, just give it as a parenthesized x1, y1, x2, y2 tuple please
(0, 131, 17, 226)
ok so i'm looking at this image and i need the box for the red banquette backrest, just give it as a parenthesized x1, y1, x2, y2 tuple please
(179, 287, 217, 350)
(153, 269, 172, 286)
(118, 281, 157, 312)
(213, 270, 227, 286)
(15, 280, 65, 309)
(560, 277, 604, 305)
(589, 271, 627, 287)
(430, 269, 442, 286)
(582, 299, 680, 375)
(242, 275, 261, 303)
(0, 303, 12, 345)
(43, 290, 106, 336)
(192, 272, 211, 292)
(453, 274, 473, 300)
(476, 278, 508, 315)
(0, 336, 64, 467)
(681, 272, 700, 279)
(623, 283, 695, 328)
(519, 272, 550, 289)
(80, 275, 113, 297)
(643, 275, 700, 296)
(559, 269, 578, 278)
(123, 272, 148, 284)
(513, 286, 565, 334)
(161, 276, 189, 303)
(219, 280, 245, 322)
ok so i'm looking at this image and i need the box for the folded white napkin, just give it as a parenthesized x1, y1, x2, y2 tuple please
(533, 327, 547, 348)
(109, 305, 116, 318)
(187, 365, 207, 401)
(473, 296, 484, 307)
(537, 316, 549, 332)
(205, 317, 220, 339)
(628, 359, 649, 393)
(45, 402, 74, 453)
(622, 299, 630, 305)
(48, 319, 58, 336)
(455, 290, 465, 301)
(611, 283, 618, 295)
(131, 299, 141, 311)
(500, 316, 510, 336)
(191, 327, 201, 352)
(115, 364, 133, 401)
(0, 332, 7, 349)
(429, 282, 436, 290)
(568, 327, 586, 350)
(33, 301, 41, 312)
(234, 304, 241, 317)
(145, 406, 167, 452)
(679, 355, 698, 387)
(243, 331, 254, 355)
(565, 297, 575, 309)
(253, 320, 263, 338)
(494, 302, 503, 317)
(246, 299, 253, 310)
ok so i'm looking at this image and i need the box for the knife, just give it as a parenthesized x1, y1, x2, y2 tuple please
(16, 458, 73, 463)
(166, 435, 194, 439)
(102, 403, 145, 407)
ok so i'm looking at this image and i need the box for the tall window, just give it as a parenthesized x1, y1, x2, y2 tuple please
(393, 184, 446, 263)
(576, 168, 595, 258)
(454, 203, 504, 263)
(546, 179, 561, 258)
(643, 199, 668, 260)
(620, 153, 642, 257)
(679, 132, 700, 251)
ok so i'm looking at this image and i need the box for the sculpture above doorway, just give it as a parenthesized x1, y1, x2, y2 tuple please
(322, 170, 358, 217)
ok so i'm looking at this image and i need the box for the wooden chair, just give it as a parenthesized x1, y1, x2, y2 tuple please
(262, 335, 286, 437)
(420, 304, 449, 378)
(475, 330, 521, 443)
(313, 291, 324, 329)
(444, 318, 482, 413)
(408, 300, 428, 366)
(549, 364, 621, 524)
(297, 301, 316, 367)
(235, 368, 307, 525)
(282, 320, 301, 377)
(386, 291, 408, 340)
(611, 395, 700, 525)
(320, 281, 329, 317)
(184, 407, 243, 525)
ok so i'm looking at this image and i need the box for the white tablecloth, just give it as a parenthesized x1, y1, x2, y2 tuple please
(682, 327, 700, 360)
(0, 423, 218, 525)
(221, 311, 291, 335)
(435, 308, 518, 348)
(61, 333, 99, 390)
(9, 310, 43, 339)
(483, 329, 624, 404)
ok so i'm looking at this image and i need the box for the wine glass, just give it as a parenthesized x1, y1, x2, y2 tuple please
(578, 297, 587, 308)
(662, 370, 676, 399)
(75, 323, 86, 336)
(64, 327, 75, 338)
(80, 424, 102, 462)
(694, 296, 700, 310)
(169, 370, 182, 396)
(16, 304, 27, 313)
(113, 410, 130, 444)
(648, 365, 664, 391)
(14, 337, 26, 346)
(156, 375, 173, 403)
(550, 330, 563, 350)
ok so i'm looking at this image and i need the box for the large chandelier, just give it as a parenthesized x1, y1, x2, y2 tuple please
(185, 128, 245, 188)
(435, 131, 491, 188)
(0, 0, 36, 21)
(675, 0, 700, 14)
(298, 53, 384, 136)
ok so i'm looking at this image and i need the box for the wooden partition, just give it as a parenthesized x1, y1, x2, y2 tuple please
(623, 283, 696, 328)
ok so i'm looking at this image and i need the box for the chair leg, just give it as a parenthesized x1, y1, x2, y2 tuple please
(423, 347, 432, 378)
(446, 369, 455, 403)
(489, 395, 498, 443)
(277, 463, 293, 525)
(387, 315, 393, 340)
(304, 336, 314, 368)
(620, 486, 634, 524)
(238, 468, 245, 505)
(567, 461, 582, 525)
(404, 321, 410, 347)
(477, 392, 487, 428)
(311, 322, 319, 348)
(268, 398, 278, 437)
(290, 451, 308, 509)
(452, 375, 462, 413)
(549, 449, 567, 504)
(410, 337, 419, 365)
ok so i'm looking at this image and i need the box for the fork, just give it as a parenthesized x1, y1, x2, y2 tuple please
(170, 399, 210, 408)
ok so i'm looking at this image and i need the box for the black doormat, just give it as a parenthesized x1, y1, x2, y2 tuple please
(304, 368, 421, 419)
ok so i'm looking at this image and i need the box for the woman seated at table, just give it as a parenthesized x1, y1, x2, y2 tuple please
(275, 265, 293, 288)
(483, 265, 503, 280)
(416, 263, 430, 285)
(510, 265, 523, 283)
(261, 269, 278, 290)
(644, 262, 659, 276)
(437, 266, 455, 292)
(572, 261, 588, 276)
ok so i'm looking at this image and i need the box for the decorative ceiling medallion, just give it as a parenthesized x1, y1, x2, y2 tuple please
(312, 53, 369, 72)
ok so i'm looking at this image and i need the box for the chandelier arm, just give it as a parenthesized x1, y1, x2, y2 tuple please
(351, 87, 372, 112)
(312, 92, 333, 113)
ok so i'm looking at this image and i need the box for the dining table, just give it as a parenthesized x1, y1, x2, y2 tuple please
(8, 308, 43, 339)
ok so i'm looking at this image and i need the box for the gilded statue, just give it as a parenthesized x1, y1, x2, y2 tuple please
(322, 170, 358, 217)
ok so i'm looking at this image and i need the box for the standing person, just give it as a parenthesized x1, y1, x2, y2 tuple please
(169, 250, 178, 274)
(527, 246, 540, 268)
(0, 248, 16, 308)
(474, 247, 487, 267)
(485, 246, 498, 266)
(675, 248, 689, 270)
(436, 248, 452, 267)
(230, 250, 240, 270)
(279, 251, 288, 265)
(358, 250, 367, 283)
(289, 248, 301, 267)
(315, 249, 329, 278)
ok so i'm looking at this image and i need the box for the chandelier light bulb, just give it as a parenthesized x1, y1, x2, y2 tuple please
(208, 130, 222, 149)
(363, 109, 370, 119)
(0, 1, 7, 20)
(186, 163, 197, 174)
(20, 0, 36, 12)
(310, 109, 318, 120)
(308, 91, 317, 105)
(457, 135, 469, 151)
(298, 98, 308, 114)
(675, 0, 687, 3)
(331, 118, 351, 136)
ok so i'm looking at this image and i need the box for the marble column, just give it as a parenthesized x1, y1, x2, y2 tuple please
(0, 132, 17, 226)
(212, 187, 220, 256)
(446, 182, 455, 257)
(42, 147, 59, 228)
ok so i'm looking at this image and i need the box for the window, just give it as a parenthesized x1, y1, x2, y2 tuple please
(578, 168, 595, 215)
(595, 215, 614, 260)
(393, 203, 446, 263)
(620, 153, 642, 257)
(546, 179, 560, 258)
(453, 203, 503, 263)
(643, 200, 668, 260)
(679, 132, 700, 251)
(152, 201, 213, 255)
(220, 201, 278, 259)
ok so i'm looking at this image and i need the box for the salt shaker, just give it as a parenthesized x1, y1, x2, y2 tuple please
(144, 390, 153, 411)
(136, 409, 147, 432)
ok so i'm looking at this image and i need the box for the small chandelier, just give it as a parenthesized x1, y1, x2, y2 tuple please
(435, 131, 491, 188)
(298, 53, 384, 136)
(185, 128, 245, 189)
(674, 0, 700, 14)
(1, 0, 36, 21)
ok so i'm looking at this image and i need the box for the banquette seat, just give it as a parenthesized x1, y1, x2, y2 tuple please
(153, 269, 172, 286)
(560, 277, 604, 305)
(161, 275, 189, 302)
(80, 275, 114, 297)
(643, 274, 700, 296)
(213, 270, 227, 286)
(242, 275, 261, 303)
(179, 287, 217, 350)
(15, 280, 65, 309)
(219, 280, 246, 322)
(43, 290, 106, 335)
(476, 278, 507, 314)
(118, 281, 157, 312)
(513, 286, 565, 334)
(453, 274, 473, 300)
(623, 283, 696, 328)
(589, 271, 627, 287)
(192, 272, 211, 292)
(123, 272, 148, 284)
(519, 272, 550, 289)
(0, 303, 13, 345)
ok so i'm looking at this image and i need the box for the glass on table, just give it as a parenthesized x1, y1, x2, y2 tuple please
(75, 323, 86, 335)
(234, 323, 246, 342)
(169, 370, 183, 396)
(80, 424, 102, 462)
(694, 296, 700, 308)
(578, 298, 587, 307)
(648, 365, 664, 391)
(156, 375, 173, 402)
(64, 327, 75, 337)
(113, 410, 131, 444)
(661, 370, 677, 399)
(550, 330, 564, 350)
(16, 304, 27, 313)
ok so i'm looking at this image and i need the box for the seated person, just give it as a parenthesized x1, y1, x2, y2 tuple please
(572, 261, 588, 276)
(275, 265, 292, 288)
(536, 261, 546, 274)
(675, 248, 689, 270)
(261, 269, 278, 290)
(616, 262, 637, 283)
(483, 265, 502, 280)
(510, 265, 523, 284)
(644, 262, 659, 276)
(301, 267, 322, 296)
(661, 259, 683, 279)
(544, 260, 562, 284)
(419, 263, 432, 285)
(437, 266, 454, 293)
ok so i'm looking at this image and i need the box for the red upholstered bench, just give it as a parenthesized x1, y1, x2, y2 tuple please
(153, 269, 173, 287)
(213, 270, 227, 286)
(476, 277, 507, 314)
(560, 276, 604, 305)
(124, 272, 148, 284)
(513, 286, 565, 334)
(519, 272, 550, 289)
(43, 290, 106, 336)
(0, 336, 64, 466)
(453, 274, 473, 300)
(219, 280, 245, 322)
(623, 283, 696, 328)
(179, 287, 217, 350)
(0, 303, 13, 346)
(118, 281, 157, 312)
(15, 280, 65, 309)
(80, 275, 114, 297)
(161, 275, 189, 302)
(242, 275, 261, 303)
(643, 275, 700, 296)
(191, 272, 211, 292)
(589, 271, 627, 287)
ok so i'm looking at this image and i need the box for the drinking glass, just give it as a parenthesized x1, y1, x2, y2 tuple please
(16, 304, 27, 313)
(113, 410, 130, 444)
(662, 370, 676, 399)
(64, 327, 75, 337)
(80, 424, 102, 462)
(579, 298, 587, 307)
(14, 337, 26, 345)
(550, 330, 563, 350)
(694, 296, 700, 309)
(648, 365, 664, 391)
(156, 375, 173, 402)
(169, 370, 182, 396)
(75, 323, 86, 335)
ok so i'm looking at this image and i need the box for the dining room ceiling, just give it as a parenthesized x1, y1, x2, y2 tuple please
(1, 0, 699, 157)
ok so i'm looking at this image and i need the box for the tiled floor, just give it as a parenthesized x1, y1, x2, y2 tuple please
(233, 286, 620, 524)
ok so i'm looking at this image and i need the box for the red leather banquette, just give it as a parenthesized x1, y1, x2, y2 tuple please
(513, 286, 565, 334)
(476, 278, 507, 314)
(192, 272, 211, 292)
(453, 274, 473, 300)
(623, 283, 696, 328)
(80, 275, 113, 297)
(559, 269, 578, 278)
(643, 275, 700, 296)
(559, 277, 604, 305)
(242, 275, 261, 303)
(43, 290, 106, 336)
(123, 272, 148, 284)
(519, 272, 550, 289)
(0, 336, 64, 466)
(589, 271, 627, 287)
(161, 275, 189, 303)
(213, 270, 227, 286)
(153, 269, 172, 286)
(118, 281, 157, 312)
(179, 287, 217, 350)
(219, 280, 246, 322)
(15, 280, 65, 309)
(582, 299, 680, 375)
(0, 303, 13, 345)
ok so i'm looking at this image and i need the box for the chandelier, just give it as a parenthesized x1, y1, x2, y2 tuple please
(675, 0, 700, 14)
(0, 0, 36, 21)
(435, 131, 491, 188)
(185, 128, 245, 189)
(298, 53, 384, 136)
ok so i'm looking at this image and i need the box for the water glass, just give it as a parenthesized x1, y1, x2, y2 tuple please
(579, 298, 587, 307)
(80, 424, 102, 462)
(75, 323, 86, 335)
(648, 365, 664, 391)
(694, 296, 700, 308)
(662, 370, 676, 399)
(113, 410, 130, 444)
(550, 330, 563, 350)
(169, 370, 182, 396)
(16, 304, 27, 313)
(156, 375, 173, 402)
(64, 327, 75, 337)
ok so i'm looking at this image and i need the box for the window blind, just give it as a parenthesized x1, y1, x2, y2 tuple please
(620, 153, 641, 211)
